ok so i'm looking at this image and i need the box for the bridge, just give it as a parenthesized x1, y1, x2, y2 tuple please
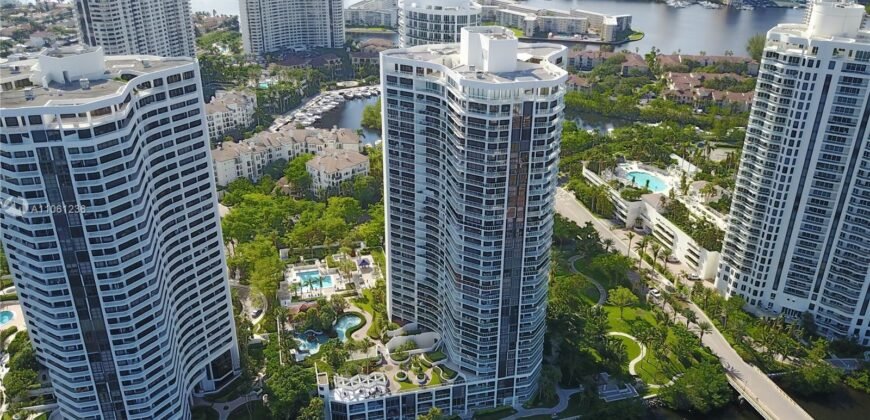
(689, 302, 812, 420)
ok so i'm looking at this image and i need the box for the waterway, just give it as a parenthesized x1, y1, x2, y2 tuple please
(312, 96, 382, 145)
(195, 0, 804, 55)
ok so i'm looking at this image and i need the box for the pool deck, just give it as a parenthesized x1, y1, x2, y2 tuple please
(0, 301, 26, 332)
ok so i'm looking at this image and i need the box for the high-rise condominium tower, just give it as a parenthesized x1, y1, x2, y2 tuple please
(716, 0, 870, 342)
(0, 47, 239, 419)
(239, 0, 344, 56)
(382, 27, 567, 410)
(398, 0, 482, 47)
(73, 0, 195, 57)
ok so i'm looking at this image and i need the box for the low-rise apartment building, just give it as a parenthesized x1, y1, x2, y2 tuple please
(205, 90, 257, 142)
(306, 149, 370, 192)
(211, 127, 362, 186)
(663, 72, 754, 111)
(583, 167, 722, 281)
(657, 53, 760, 76)
(479, 0, 631, 42)
(567, 49, 649, 74)
(345, 0, 398, 28)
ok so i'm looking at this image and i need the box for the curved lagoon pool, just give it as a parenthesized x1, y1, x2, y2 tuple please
(334, 314, 363, 342)
(626, 171, 668, 192)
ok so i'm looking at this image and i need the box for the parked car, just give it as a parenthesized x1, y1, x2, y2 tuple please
(649, 288, 662, 299)
(688, 273, 700, 281)
(250, 308, 263, 318)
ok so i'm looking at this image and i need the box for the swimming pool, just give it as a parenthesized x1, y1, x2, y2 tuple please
(626, 171, 668, 192)
(296, 270, 334, 291)
(334, 314, 363, 342)
(0, 310, 13, 327)
(295, 330, 328, 354)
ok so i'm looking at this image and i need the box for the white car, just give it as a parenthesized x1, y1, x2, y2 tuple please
(649, 288, 662, 299)
(688, 273, 700, 281)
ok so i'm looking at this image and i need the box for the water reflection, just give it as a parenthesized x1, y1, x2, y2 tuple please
(313, 96, 381, 145)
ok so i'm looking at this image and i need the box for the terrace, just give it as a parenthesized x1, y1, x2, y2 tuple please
(282, 254, 377, 302)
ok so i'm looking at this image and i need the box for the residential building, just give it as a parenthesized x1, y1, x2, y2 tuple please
(715, 0, 870, 342)
(345, 0, 398, 28)
(657, 53, 760, 76)
(398, 0, 481, 47)
(566, 74, 592, 91)
(239, 0, 344, 56)
(205, 90, 257, 142)
(478, 0, 631, 42)
(0, 46, 238, 419)
(567, 49, 649, 75)
(211, 127, 362, 186)
(663, 72, 754, 111)
(582, 167, 723, 280)
(306, 149, 370, 192)
(73, 0, 196, 57)
(322, 27, 568, 419)
(350, 51, 380, 67)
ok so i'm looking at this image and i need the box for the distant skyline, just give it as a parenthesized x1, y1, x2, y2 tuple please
(191, 0, 364, 15)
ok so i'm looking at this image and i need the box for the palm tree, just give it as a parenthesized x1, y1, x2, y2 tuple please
(650, 243, 662, 268)
(661, 251, 671, 267)
(698, 321, 713, 343)
(625, 232, 636, 258)
(602, 238, 615, 253)
(684, 309, 697, 328)
(633, 242, 646, 269)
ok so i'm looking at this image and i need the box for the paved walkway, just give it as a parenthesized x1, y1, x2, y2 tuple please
(348, 302, 373, 341)
(567, 255, 607, 306)
(606, 332, 645, 376)
(555, 188, 812, 420)
(514, 386, 584, 418)
(193, 392, 259, 420)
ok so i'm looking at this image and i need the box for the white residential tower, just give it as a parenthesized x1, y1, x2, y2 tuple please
(716, 0, 870, 343)
(239, 0, 345, 56)
(73, 0, 196, 57)
(0, 47, 239, 419)
(398, 0, 482, 47)
(321, 27, 567, 419)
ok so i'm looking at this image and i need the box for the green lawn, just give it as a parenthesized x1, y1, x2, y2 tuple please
(579, 279, 601, 305)
(601, 303, 689, 385)
(473, 406, 517, 420)
(602, 305, 657, 334)
(426, 350, 446, 362)
(191, 406, 219, 420)
(615, 335, 641, 362)
(353, 289, 375, 315)
(228, 401, 272, 420)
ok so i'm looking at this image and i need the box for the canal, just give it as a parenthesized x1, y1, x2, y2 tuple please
(312, 96, 381, 145)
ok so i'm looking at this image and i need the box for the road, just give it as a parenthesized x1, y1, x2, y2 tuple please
(554, 187, 812, 420)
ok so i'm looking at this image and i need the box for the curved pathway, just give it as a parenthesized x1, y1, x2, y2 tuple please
(514, 386, 584, 418)
(348, 301, 373, 341)
(568, 255, 606, 306)
(607, 332, 646, 376)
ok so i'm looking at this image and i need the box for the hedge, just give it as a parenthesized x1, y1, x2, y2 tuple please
(0, 293, 17, 301)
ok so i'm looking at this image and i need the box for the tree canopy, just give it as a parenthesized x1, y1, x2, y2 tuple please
(660, 361, 732, 413)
